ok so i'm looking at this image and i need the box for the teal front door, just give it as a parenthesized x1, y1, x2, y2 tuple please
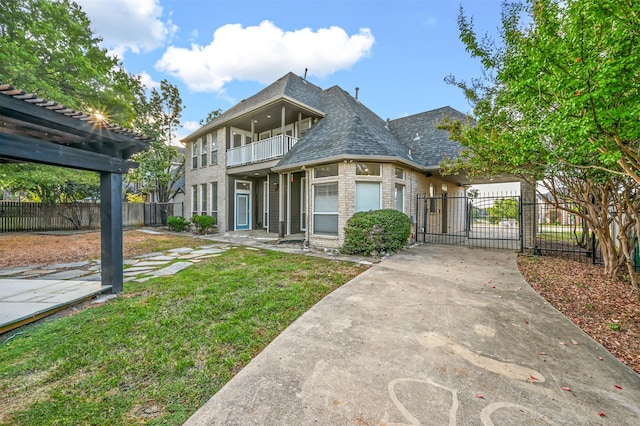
(236, 193, 250, 230)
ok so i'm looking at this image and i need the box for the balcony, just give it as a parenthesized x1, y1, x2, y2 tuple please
(227, 134, 298, 167)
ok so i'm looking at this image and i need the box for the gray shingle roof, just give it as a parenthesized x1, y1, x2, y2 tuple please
(388, 106, 467, 168)
(186, 72, 324, 141)
(276, 86, 414, 168)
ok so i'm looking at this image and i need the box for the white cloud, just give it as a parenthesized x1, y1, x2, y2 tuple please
(156, 20, 375, 92)
(139, 71, 160, 90)
(182, 121, 201, 132)
(76, 0, 177, 55)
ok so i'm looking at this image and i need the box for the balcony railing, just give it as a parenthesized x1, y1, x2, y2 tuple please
(227, 134, 298, 167)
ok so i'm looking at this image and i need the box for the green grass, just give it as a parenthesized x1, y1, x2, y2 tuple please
(0, 247, 367, 425)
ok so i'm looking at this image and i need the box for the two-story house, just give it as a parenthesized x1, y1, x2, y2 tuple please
(182, 72, 467, 249)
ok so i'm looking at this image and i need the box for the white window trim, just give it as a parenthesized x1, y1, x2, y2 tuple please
(312, 181, 339, 236)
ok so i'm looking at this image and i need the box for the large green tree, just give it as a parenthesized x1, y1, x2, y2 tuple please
(0, 0, 146, 205)
(127, 80, 184, 218)
(442, 0, 639, 296)
(0, 0, 144, 123)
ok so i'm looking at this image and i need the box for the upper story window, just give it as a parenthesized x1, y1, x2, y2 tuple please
(192, 140, 199, 169)
(395, 167, 404, 179)
(314, 163, 338, 178)
(209, 133, 218, 165)
(298, 117, 312, 137)
(356, 162, 381, 176)
(201, 138, 208, 167)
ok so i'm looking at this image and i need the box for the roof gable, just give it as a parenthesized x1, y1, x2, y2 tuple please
(185, 72, 324, 140)
(276, 86, 414, 168)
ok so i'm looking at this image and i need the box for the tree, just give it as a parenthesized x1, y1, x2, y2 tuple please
(127, 80, 185, 223)
(0, 0, 145, 209)
(199, 109, 223, 126)
(441, 0, 639, 297)
(0, 0, 143, 124)
(487, 198, 519, 224)
(0, 164, 99, 203)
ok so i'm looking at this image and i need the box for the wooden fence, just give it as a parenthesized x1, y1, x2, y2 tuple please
(0, 202, 175, 232)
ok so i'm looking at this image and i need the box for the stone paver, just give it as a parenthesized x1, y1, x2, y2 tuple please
(151, 262, 193, 277)
(40, 269, 92, 280)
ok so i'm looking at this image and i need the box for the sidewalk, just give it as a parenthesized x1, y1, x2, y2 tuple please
(185, 244, 640, 425)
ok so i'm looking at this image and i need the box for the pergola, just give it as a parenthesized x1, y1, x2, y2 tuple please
(0, 84, 150, 293)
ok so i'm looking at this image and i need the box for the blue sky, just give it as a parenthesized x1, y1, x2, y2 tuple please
(74, 0, 505, 140)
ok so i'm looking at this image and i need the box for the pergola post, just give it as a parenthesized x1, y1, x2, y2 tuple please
(100, 172, 124, 293)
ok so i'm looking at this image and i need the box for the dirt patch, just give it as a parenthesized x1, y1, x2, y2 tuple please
(0, 229, 207, 269)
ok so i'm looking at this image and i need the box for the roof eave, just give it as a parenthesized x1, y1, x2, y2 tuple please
(182, 95, 326, 143)
(272, 154, 425, 173)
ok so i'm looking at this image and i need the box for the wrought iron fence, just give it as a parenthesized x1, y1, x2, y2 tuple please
(415, 193, 521, 250)
(523, 200, 602, 264)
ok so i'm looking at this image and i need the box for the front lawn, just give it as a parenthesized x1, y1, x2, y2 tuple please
(0, 247, 367, 425)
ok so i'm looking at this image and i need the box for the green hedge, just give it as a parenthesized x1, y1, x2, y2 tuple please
(341, 209, 412, 256)
(191, 214, 216, 234)
(167, 215, 190, 232)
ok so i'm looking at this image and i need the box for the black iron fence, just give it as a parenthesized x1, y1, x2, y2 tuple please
(523, 200, 602, 264)
(415, 193, 639, 269)
(415, 193, 522, 250)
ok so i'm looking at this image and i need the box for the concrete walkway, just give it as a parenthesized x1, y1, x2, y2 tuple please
(186, 245, 640, 425)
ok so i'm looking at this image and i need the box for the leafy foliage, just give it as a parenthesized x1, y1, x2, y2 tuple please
(167, 215, 190, 232)
(0, 0, 143, 203)
(341, 209, 412, 255)
(442, 0, 640, 296)
(127, 80, 185, 206)
(0, 0, 143, 124)
(199, 108, 223, 126)
(0, 164, 99, 203)
(190, 214, 216, 234)
(487, 198, 519, 224)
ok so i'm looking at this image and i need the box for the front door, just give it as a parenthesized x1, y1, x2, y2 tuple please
(235, 181, 251, 230)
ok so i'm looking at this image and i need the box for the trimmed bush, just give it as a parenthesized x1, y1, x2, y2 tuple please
(191, 214, 216, 234)
(167, 215, 190, 232)
(341, 209, 412, 256)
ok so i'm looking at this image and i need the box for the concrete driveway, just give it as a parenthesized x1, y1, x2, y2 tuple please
(186, 245, 640, 425)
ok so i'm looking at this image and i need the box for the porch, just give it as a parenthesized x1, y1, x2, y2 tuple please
(227, 134, 298, 167)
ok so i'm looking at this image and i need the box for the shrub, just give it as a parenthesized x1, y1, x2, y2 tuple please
(191, 214, 216, 234)
(167, 215, 190, 232)
(341, 209, 412, 256)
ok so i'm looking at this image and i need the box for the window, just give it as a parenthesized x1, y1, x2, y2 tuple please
(191, 185, 198, 214)
(201, 138, 208, 167)
(259, 130, 271, 141)
(192, 141, 199, 169)
(201, 183, 208, 214)
(356, 162, 381, 176)
(395, 184, 404, 212)
(313, 183, 338, 235)
(429, 183, 436, 213)
(356, 182, 380, 212)
(395, 167, 404, 179)
(211, 182, 218, 223)
(210, 133, 218, 165)
(314, 163, 338, 178)
(298, 117, 312, 137)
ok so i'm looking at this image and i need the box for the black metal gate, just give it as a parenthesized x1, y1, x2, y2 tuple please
(416, 193, 522, 250)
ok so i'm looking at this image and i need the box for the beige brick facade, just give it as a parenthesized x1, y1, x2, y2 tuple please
(306, 161, 463, 250)
(185, 128, 228, 231)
